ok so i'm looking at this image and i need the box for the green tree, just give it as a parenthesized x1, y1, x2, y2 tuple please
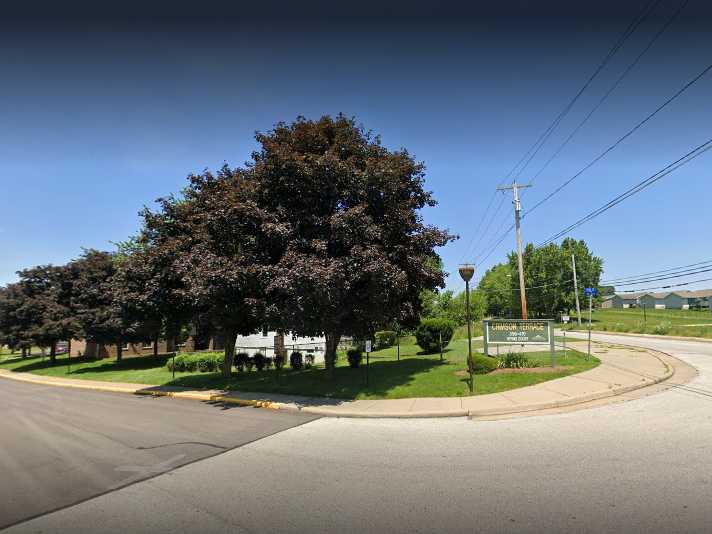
(0, 283, 35, 357)
(252, 115, 455, 377)
(71, 250, 147, 362)
(12, 265, 79, 364)
(507, 238, 603, 318)
(477, 263, 515, 318)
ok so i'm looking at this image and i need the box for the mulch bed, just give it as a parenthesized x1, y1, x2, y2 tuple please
(454, 366, 573, 377)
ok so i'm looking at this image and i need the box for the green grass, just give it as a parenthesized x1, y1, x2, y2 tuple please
(0, 337, 599, 400)
(560, 307, 712, 339)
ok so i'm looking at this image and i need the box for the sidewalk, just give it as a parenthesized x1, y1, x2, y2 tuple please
(0, 341, 675, 418)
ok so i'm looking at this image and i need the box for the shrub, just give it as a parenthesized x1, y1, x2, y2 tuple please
(652, 322, 672, 335)
(166, 352, 224, 373)
(415, 318, 456, 353)
(234, 352, 249, 372)
(290, 351, 303, 370)
(274, 354, 285, 370)
(374, 330, 397, 350)
(347, 348, 363, 368)
(470, 354, 499, 374)
(253, 352, 267, 371)
(245, 357, 255, 372)
(264, 357, 274, 370)
(304, 354, 315, 368)
(498, 352, 537, 369)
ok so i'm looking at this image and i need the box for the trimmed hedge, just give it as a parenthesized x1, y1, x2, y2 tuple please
(347, 348, 363, 368)
(374, 330, 397, 350)
(166, 352, 224, 373)
(471, 354, 498, 375)
(415, 318, 456, 353)
(290, 351, 303, 370)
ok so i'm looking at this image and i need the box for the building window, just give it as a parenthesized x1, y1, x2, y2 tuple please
(121, 342, 129, 350)
(142, 341, 153, 349)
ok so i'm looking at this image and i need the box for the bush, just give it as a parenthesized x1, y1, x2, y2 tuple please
(498, 352, 537, 369)
(470, 354, 499, 375)
(652, 322, 672, 335)
(234, 352, 249, 372)
(290, 351, 303, 370)
(245, 357, 255, 372)
(415, 318, 456, 353)
(274, 353, 285, 370)
(304, 354, 315, 368)
(253, 352, 267, 371)
(347, 348, 363, 368)
(375, 330, 397, 350)
(166, 352, 224, 373)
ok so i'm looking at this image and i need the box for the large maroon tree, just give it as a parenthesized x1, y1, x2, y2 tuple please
(139, 166, 278, 377)
(251, 115, 455, 376)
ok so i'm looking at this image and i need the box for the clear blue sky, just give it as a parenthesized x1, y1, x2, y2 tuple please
(1, 3, 710, 293)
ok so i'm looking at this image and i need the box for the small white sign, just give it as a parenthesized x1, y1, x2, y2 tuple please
(562, 315, 570, 323)
(365, 340, 372, 353)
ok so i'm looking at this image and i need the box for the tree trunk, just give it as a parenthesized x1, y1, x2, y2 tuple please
(21, 347, 27, 359)
(116, 339, 123, 363)
(222, 329, 237, 378)
(324, 332, 341, 380)
(153, 334, 159, 357)
(49, 342, 57, 365)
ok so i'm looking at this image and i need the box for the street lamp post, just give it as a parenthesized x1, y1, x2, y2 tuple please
(459, 264, 476, 394)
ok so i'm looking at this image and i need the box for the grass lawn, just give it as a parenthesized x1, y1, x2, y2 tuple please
(561, 307, 712, 339)
(0, 336, 599, 400)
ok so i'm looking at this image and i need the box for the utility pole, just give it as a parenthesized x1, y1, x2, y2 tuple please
(497, 181, 532, 319)
(571, 254, 582, 326)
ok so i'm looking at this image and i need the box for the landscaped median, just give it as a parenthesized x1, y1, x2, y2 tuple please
(0, 335, 597, 400)
(0, 337, 678, 418)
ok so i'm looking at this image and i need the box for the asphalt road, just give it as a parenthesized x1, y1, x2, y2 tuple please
(4, 332, 712, 533)
(0, 380, 318, 530)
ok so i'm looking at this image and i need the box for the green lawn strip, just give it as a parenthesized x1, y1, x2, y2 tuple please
(0, 340, 599, 400)
(559, 308, 712, 339)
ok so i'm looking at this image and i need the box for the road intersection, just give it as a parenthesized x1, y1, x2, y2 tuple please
(2, 332, 712, 533)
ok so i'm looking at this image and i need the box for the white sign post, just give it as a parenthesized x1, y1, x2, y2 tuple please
(561, 315, 570, 358)
(364, 340, 372, 385)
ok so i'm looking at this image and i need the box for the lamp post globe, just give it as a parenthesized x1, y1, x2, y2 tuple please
(459, 264, 475, 393)
(458, 264, 475, 283)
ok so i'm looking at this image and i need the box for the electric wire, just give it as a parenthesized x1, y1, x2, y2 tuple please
(525, 61, 712, 219)
(538, 138, 712, 246)
(529, 0, 688, 184)
(503, 0, 662, 184)
(602, 259, 712, 284)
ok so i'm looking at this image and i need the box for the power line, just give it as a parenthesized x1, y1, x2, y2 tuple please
(612, 267, 712, 287)
(471, 195, 508, 262)
(468, 1, 661, 265)
(538, 137, 712, 246)
(602, 259, 712, 284)
(503, 0, 661, 184)
(616, 276, 712, 294)
(529, 0, 688, 184)
(475, 278, 574, 293)
(525, 60, 712, 219)
(458, 190, 498, 263)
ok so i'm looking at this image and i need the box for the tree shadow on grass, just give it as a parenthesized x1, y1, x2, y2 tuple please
(6, 354, 170, 375)
(161, 357, 444, 405)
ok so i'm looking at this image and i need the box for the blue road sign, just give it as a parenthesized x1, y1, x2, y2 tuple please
(584, 287, 598, 297)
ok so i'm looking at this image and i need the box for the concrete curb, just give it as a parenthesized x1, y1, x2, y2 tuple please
(0, 341, 676, 419)
(567, 329, 712, 344)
